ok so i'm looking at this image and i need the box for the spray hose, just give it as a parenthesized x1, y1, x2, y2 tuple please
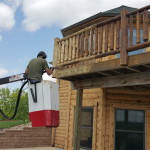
(0, 80, 28, 120)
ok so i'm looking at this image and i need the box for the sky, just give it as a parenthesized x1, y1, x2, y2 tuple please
(0, 0, 149, 89)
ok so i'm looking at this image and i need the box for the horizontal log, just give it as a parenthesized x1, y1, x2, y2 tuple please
(72, 71, 150, 89)
(110, 95, 150, 104)
(107, 93, 150, 101)
(71, 88, 101, 94)
(71, 94, 101, 99)
(96, 15, 121, 27)
(59, 25, 96, 42)
(107, 88, 150, 95)
(127, 41, 150, 52)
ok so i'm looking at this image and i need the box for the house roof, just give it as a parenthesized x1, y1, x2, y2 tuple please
(61, 5, 137, 36)
(103, 5, 137, 13)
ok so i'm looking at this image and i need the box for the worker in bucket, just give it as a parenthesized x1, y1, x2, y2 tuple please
(24, 51, 53, 82)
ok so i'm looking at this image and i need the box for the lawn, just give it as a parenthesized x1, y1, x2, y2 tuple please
(0, 120, 29, 129)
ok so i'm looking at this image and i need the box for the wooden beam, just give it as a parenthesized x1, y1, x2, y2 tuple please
(71, 71, 150, 89)
(73, 89, 83, 150)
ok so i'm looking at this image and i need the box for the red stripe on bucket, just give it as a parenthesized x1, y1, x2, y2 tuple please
(29, 110, 59, 127)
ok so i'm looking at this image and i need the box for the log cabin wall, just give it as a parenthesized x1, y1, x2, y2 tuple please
(54, 80, 70, 148)
(55, 80, 150, 150)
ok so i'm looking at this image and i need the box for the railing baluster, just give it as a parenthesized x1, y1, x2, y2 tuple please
(85, 31, 89, 56)
(116, 20, 120, 50)
(136, 12, 140, 44)
(57, 42, 61, 65)
(75, 35, 79, 59)
(129, 15, 133, 46)
(72, 36, 76, 60)
(74, 36, 77, 59)
(98, 26, 103, 53)
(104, 24, 108, 52)
(110, 22, 114, 51)
(143, 10, 149, 41)
(61, 41, 65, 63)
(78, 34, 81, 58)
(71, 37, 73, 60)
(95, 27, 98, 54)
(68, 38, 72, 61)
(81, 33, 84, 57)
(64, 39, 68, 61)
(90, 29, 94, 55)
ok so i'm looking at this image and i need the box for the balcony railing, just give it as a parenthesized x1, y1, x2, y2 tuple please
(53, 5, 150, 69)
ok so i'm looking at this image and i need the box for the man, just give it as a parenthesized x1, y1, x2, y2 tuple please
(24, 51, 53, 81)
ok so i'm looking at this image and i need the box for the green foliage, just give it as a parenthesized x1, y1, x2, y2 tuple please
(0, 87, 29, 122)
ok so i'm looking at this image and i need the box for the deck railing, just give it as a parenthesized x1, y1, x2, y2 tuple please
(53, 5, 150, 68)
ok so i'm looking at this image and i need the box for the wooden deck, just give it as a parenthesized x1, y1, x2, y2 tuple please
(52, 5, 150, 90)
(52, 5, 150, 150)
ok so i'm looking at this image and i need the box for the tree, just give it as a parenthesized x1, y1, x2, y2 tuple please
(0, 88, 29, 122)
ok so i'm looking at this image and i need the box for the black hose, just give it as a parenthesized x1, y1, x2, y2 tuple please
(0, 80, 28, 120)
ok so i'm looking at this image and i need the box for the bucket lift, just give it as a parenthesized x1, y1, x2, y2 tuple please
(0, 73, 59, 127)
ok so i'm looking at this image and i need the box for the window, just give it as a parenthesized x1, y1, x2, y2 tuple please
(117, 28, 145, 58)
(128, 29, 145, 56)
(80, 107, 93, 150)
(115, 109, 145, 150)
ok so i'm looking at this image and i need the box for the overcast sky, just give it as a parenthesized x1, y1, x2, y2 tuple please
(0, 0, 149, 89)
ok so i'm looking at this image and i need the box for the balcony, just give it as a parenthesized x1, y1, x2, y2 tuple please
(52, 5, 150, 89)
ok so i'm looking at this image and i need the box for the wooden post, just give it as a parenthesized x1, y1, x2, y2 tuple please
(73, 89, 83, 150)
(120, 10, 128, 66)
(50, 128, 56, 147)
(143, 10, 149, 41)
(53, 38, 60, 67)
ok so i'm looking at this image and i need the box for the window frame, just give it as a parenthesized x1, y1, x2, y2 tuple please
(80, 106, 94, 150)
(114, 108, 145, 150)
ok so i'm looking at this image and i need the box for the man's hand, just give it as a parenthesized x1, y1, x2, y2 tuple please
(45, 67, 54, 75)
(23, 73, 28, 80)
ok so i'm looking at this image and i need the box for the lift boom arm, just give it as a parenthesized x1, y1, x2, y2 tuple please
(0, 73, 24, 85)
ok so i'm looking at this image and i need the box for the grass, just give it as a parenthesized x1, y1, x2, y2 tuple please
(0, 120, 29, 129)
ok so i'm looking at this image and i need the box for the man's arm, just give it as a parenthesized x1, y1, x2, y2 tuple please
(25, 68, 29, 74)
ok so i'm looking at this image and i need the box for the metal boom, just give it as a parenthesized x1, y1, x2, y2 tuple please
(0, 73, 24, 85)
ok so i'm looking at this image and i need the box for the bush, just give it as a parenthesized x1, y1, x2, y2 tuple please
(0, 87, 29, 122)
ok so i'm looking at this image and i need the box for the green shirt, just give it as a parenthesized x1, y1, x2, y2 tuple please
(27, 58, 49, 81)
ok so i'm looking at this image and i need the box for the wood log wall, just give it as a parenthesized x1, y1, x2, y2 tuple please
(55, 80, 150, 150)
(54, 80, 70, 148)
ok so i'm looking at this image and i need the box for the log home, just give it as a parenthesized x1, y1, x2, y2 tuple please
(52, 5, 150, 150)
